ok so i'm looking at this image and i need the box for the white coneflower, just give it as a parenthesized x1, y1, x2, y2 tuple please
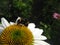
(0, 17, 50, 45)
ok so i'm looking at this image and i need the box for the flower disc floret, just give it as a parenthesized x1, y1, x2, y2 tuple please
(0, 25, 33, 45)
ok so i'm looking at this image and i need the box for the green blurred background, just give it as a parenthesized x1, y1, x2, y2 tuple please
(0, 0, 60, 45)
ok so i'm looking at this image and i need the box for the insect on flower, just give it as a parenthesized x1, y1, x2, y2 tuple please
(0, 17, 50, 45)
(16, 17, 29, 26)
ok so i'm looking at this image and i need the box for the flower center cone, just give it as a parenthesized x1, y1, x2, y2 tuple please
(0, 25, 33, 45)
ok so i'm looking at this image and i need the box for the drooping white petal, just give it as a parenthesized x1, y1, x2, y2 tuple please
(28, 23, 36, 29)
(10, 22, 15, 25)
(0, 27, 4, 34)
(1, 17, 10, 28)
(34, 40, 50, 45)
(0, 24, 4, 27)
(0, 27, 4, 30)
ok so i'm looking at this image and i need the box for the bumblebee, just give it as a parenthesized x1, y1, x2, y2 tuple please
(16, 17, 29, 26)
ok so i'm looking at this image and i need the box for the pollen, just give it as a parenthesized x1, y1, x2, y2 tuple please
(0, 25, 33, 45)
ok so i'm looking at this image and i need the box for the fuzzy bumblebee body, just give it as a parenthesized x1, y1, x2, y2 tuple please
(16, 17, 29, 26)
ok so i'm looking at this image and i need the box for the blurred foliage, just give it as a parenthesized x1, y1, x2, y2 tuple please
(32, 0, 60, 45)
(0, 0, 32, 21)
(0, 0, 60, 45)
(12, 0, 32, 18)
(40, 22, 51, 39)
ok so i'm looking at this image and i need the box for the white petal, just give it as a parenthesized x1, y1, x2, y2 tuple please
(28, 23, 43, 35)
(28, 23, 36, 29)
(33, 28, 47, 40)
(0, 27, 4, 30)
(28, 23, 47, 40)
(1, 17, 10, 28)
(0, 27, 4, 35)
(30, 28, 44, 40)
(35, 28, 43, 35)
(10, 22, 15, 25)
(0, 24, 4, 27)
(34, 40, 50, 45)
(39, 35, 47, 40)
(28, 26, 35, 32)
(34, 35, 47, 40)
